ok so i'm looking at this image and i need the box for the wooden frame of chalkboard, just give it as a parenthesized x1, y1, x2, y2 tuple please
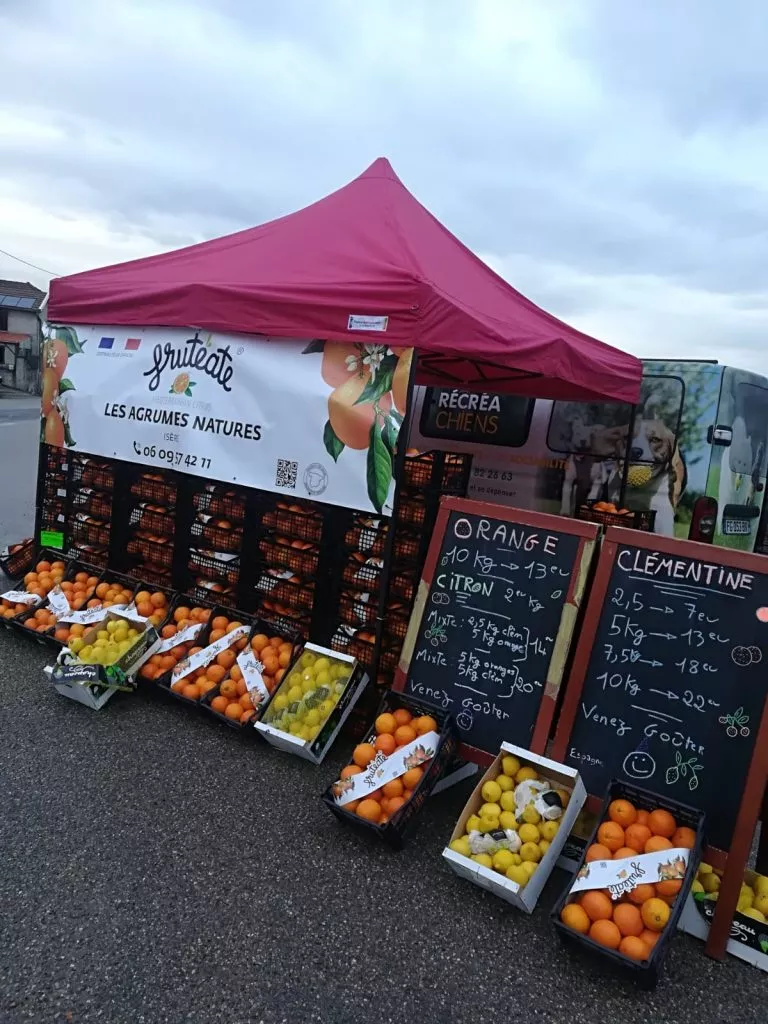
(392, 497, 599, 767)
(551, 526, 768, 960)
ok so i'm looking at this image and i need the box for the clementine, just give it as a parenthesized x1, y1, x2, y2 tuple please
(560, 903, 591, 935)
(589, 919, 621, 949)
(596, 821, 625, 853)
(647, 808, 677, 838)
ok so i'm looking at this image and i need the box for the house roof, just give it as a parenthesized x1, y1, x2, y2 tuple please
(48, 159, 641, 403)
(0, 279, 46, 311)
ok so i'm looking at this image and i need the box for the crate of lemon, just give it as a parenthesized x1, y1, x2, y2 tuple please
(442, 744, 586, 913)
(49, 607, 161, 709)
(255, 644, 368, 764)
(553, 781, 703, 986)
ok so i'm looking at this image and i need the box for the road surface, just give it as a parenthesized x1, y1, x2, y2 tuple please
(0, 394, 39, 551)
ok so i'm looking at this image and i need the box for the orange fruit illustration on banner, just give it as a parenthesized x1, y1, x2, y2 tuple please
(391, 348, 413, 415)
(171, 372, 191, 394)
(44, 409, 65, 447)
(41, 368, 59, 417)
(328, 374, 391, 450)
(321, 343, 367, 387)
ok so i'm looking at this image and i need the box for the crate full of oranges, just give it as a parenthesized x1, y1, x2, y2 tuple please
(552, 781, 703, 987)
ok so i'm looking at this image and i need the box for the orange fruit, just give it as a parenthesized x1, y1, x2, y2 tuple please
(340, 765, 362, 780)
(392, 708, 413, 727)
(613, 847, 639, 861)
(402, 767, 423, 790)
(608, 799, 637, 827)
(613, 903, 643, 937)
(624, 823, 652, 853)
(217, 650, 236, 670)
(589, 919, 621, 949)
(645, 835, 673, 854)
(241, 710, 256, 724)
(135, 590, 151, 605)
(374, 712, 397, 735)
(648, 809, 677, 838)
(235, 679, 247, 697)
(641, 897, 670, 932)
(412, 714, 438, 735)
(596, 821, 625, 853)
(239, 693, 254, 711)
(382, 778, 404, 799)
(627, 884, 656, 905)
(580, 891, 613, 922)
(219, 679, 238, 699)
(251, 633, 269, 653)
(374, 733, 396, 755)
(394, 725, 417, 747)
(386, 796, 406, 815)
(640, 928, 660, 951)
(225, 702, 244, 721)
(560, 903, 591, 935)
(585, 844, 613, 863)
(356, 799, 382, 823)
(207, 664, 226, 683)
(182, 683, 201, 700)
(210, 695, 229, 713)
(352, 743, 376, 768)
(655, 879, 682, 899)
(230, 665, 242, 682)
(36, 560, 51, 573)
(619, 936, 649, 961)
(174, 606, 191, 623)
(672, 826, 697, 849)
(198, 679, 216, 696)
(150, 592, 166, 607)
(635, 809, 649, 826)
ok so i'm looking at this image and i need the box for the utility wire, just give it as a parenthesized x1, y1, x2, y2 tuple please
(0, 246, 59, 278)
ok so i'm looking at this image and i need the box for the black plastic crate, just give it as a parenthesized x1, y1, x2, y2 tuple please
(156, 600, 255, 695)
(70, 515, 110, 548)
(260, 537, 320, 578)
(72, 490, 113, 521)
(130, 472, 177, 506)
(342, 556, 384, 592)
(343, 516, 388, 557)
(262, 503, 324, 543)
(193, 486, 247, 523)
(322, 689, 457, 849)
(72, 455, 115, 493)
(66, 542, 109, 567)
(135, 561, 173, 587)
(187, 549, 240, 586)
(575, 502, 656, 532)
(191, 515, 244, 553)
(127, 532, 174, 569)
(10, 554, 101, 647)
(388, 566, 418, 603)
(255, 570, 314, 614)
(396, 495, 428, 529)
(129, 504, 175, 537)
(551, 779, 704, 988)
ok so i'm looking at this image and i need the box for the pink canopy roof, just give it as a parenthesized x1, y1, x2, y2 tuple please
(48, 158, 640, 404)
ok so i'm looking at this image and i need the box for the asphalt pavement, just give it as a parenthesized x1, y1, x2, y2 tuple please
(0, 409, 766, 1023)
(0, 394, 39, 548)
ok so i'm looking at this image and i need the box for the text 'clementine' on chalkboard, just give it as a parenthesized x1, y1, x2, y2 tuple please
(395, 499, 598, 763)
(553, 530, 768, 852)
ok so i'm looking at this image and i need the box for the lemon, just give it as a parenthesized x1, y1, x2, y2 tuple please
(69, 638, 84, 654)
(304, 709, 321, 727)
(540, 820, 560, 841)
(79, 645, 93, 661)
(702, 873, 721, 894)
(518, 823, 540, 844)
(289, 723, 303, 736)
(500, 792, 517, 813)
(114, 628, 129, 643)
(521, 805, 541, 825)
(538, 839, 551, 856)
(97, 630, 109, 642)
(313, 657, 331, 674)
(481, 780, 502, 803)
(505, 864, 529, 886)
(499, 811, 519, 831)
(507, 853, 522, 866)
(478, 816, 500, 833)
(300, 652, 316, 668)
(737, 885, 755, 912)
(314, 671, 331, 687)
(501, 755, 521, 777)
(466, 815, 482, 833)
(479, 802, 502, 820)
(691, 880, 704, 895)
(520, 860, 538, 879)
(106, 620, 119, 634)
(272, 694, 288, 711)
(127, 628, 138, 639)
(472, 853, 493, 868)
(301, 677, 315, 695)
(287, 685, 303, 702)
(496, 775, 513, 793)
(754, 876, 768, 898)
(492, 849, 516, 872)
(743, 908, 767, 923)
(515, 766, 538, 784)
(698, 863, 713, 876)
(753, 893, 768, 917)
(520, 842, 541, 863)
(319, 699, 335, 717)
(449, 837, 471, 857)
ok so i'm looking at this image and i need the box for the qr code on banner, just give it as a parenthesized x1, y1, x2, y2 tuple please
(275, 459, 298, 489)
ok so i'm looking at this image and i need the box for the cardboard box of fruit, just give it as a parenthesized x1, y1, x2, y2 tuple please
(552, 780, 703, 986)
(322, 691, 457, 848)
(255, 644, 368, 764)
(443, 743, 586, 913)
(677, 864, 768, 973)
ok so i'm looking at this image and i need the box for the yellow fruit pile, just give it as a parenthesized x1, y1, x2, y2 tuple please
(694, 863, 768, 922)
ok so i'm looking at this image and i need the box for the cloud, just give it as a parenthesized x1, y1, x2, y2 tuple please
(1, 0, 768, 374)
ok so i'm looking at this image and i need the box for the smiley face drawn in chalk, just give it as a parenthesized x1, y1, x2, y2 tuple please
(623, 750, 656, 780)
(731, 645, 752, 667)
(456, 710, 474, 732)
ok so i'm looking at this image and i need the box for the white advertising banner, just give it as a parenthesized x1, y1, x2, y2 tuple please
(42, 325, 411, 515)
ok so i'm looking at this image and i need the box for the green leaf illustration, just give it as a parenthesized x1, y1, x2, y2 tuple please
(323, 420, 345, 463)
(381, 415, 398, 460)
(63, 421, 76, 447)
(58, 378, 76, 394)
(390, 408, 404, 427)
(54, 327, 84, 355)
(760, 938, 768, 954)
(301, 339, 325, 355)
(366, 419, 392, 513)
(354, 354, 397, 405)
(184, 388, 193, 397)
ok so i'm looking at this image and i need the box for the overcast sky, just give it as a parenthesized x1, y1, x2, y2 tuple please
(2, 1, 768, 373)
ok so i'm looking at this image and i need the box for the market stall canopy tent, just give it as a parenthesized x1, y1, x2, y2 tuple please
(48, 158, 640, 404)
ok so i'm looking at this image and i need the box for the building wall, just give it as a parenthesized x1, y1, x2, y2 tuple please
(4, 309, 41, 393)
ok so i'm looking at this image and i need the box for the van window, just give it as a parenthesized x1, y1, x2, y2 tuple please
(729, 384, 768, 475)
(418, 388, 534, 447)
(547, 375, 684, 462)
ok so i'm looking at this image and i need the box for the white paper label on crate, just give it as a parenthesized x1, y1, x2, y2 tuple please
(237, 648, 270, 705)
(331, 730, 439, 806)
(47, 586, 72, 616)
(109, 603, 148, 624)
(58, 604, 107, 626)
(56, 488, 67, 498)
(570, 848, 690, 901)
(172, 624, 249, 682)
(156, 620, 204, 653)
(1, 589, 41, 605)
(193, 548, 238, 564)
(347, 314, 389, 332)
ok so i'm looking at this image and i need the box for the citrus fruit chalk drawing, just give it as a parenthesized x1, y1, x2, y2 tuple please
(731, 645, 754, 667)
(424, 624, 448, 648)
(169, 372, 196, 397)
(719, 707, 751, 739)
(622, 750, 656, 780)
(665, 752, 702, 791)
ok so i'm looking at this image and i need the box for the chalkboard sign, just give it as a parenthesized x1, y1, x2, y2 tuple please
(553, 528, 768, 853)
(419, 388, 534, 448)
(394, 498, 598, 764)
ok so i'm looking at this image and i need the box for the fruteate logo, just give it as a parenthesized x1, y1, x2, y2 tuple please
(143, 332, 234, 393)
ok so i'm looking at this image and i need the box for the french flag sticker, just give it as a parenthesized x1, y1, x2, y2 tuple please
(125, 338, 141, 351)
(98, 337, 114, 349)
